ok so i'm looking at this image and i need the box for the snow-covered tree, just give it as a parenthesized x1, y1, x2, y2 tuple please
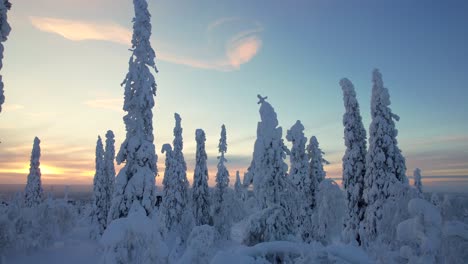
(91, 136, 107, 237)
(285, 120, 313, 240)
(362, 69, 409, 246)
(306, 136, 329, 209)
(213, 125, 230, 237)
(108, 0, 158, 221)
(241, 95, 295, 244)
(192, 129, 211, 226)
(340, 78, 367, 245)
(103, 130, 115, 220)
(286, 120, 309, 191)
(0, 0, 11, 113)
(160, 113, 190, 237)
(234, 171, 246, 202)
(245, 95, 291, 209)
(414, 168, 423, 196)
(24, 137, 43, 207)
(313, 179, 346, 245)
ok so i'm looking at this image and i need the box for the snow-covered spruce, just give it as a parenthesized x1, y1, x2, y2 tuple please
(241, 95, 295, 244)
(103, 131, 115, 221)
(192, 129, 211, 226)
(362, 69, 409, 246)
(414, 168, 423, 196)
(234, 171, 246, 202)
(0, 0, 11, 113)
(340, 78, 367, 245)
(108, 0, 158, 221)
(24, 137, 43, 207)
(286, 120, 309, 194)
(91, 136, 108, 237)
(285, 120, 312, 240)
(213, 125, 231, 238)
(306, 135, 329, 209)
(246, 95, 291, 209)
(160, 113, 191, 237)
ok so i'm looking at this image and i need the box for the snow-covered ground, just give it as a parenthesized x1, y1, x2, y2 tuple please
(5, 226, 99, 264)
(1, 192, 467, 264)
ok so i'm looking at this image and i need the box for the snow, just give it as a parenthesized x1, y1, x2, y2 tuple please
(100, 202, 168, 264)
(443, 220, 468, 240)
(211, 241, 373, 264)
(396, 198, 443, 263)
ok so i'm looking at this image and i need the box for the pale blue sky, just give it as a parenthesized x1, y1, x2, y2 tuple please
(1, 0, 467, 192)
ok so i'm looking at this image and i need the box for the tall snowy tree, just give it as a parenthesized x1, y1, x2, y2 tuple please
(91, 136, 107, 237)
(24, 137, 43, 207)
(192, 129, 211, 226)
(414, 168, 423, 196)
(160, 113, 190, 235)
(362, 69, 409, 246)
(213, 125, 230, 237)
(103, 130, 115, 222)
(246, 95, 291, 209)
(0, 0, 11, 113)
(286, 120, 313, 239)
(306, 136, 329, 209)
(108, 0, 158, 220)
(340, 78, 367, 245)
(286, 120, 309, 189)
(234, 171, 245, 201)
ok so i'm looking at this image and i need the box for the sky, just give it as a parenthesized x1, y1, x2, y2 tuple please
(0, 0, 467, 192)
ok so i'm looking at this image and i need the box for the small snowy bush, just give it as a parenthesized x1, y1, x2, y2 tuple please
(178, 225, 218, 264)
(397, 198, 442, 263)
(312, 179, 345, 245)
(211, 241, 373, 264)
(100, 203, 168, 264)
(0, 198, 76, 253)
(441, 220, 468, 263)
(242, 205, 292, 246)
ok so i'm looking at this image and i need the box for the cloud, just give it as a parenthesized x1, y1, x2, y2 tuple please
(30, 16, 131, 45)
(2, 104, 24, 112)
(83, 98, 123, 112)
(227, 35, 262, 69)
(30, 16, 263, 71)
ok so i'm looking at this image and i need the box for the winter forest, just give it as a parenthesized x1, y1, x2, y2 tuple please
(1, 1, 468, 264)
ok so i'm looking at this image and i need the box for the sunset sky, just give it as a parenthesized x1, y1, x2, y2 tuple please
(1, 0, 467, 192)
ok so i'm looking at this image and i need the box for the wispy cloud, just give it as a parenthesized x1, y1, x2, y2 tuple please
(2, 104, 24, 112)
(30, 16, 131, 45)
(29, 16, 263, 71)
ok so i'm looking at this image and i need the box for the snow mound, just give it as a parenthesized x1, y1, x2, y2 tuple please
(211, 241, 372, 264)
(100, 203, 168, 264)
(397, 198, 442, 263)
(443, 220, 468, 240)
(178, 225, 218, 264)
